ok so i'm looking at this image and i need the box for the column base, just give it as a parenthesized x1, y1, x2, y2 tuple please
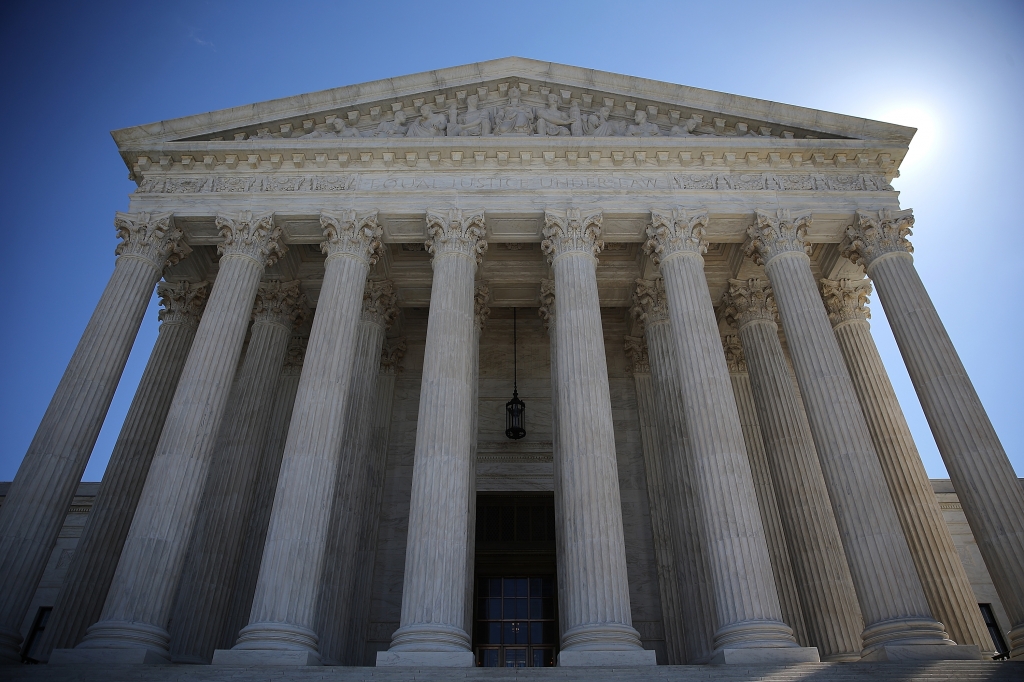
(376, 650, 475, 667)
(558, 648, 658, 666)
(212, 648, 321, 666)
(710, 646, 820, 664)
(49, 647, 170, 665)
(860, 644, 982, 662)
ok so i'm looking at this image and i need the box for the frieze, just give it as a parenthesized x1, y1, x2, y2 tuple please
(135, 171, 893, 195)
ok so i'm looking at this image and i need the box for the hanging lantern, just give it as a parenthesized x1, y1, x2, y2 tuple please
(505, 307, 526, 440)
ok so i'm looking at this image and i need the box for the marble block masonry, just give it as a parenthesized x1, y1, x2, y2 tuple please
(2, 58, 1019, 671)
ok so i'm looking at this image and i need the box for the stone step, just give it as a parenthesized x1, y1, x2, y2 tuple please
(4, 662, 1020, 682)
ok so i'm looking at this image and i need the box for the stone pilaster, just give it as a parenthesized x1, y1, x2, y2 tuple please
(53, 211, 283, 665)
(645, 209, 812, 664)
(38, 281, 206, 660)
(718, 330, 813, 652)
(316, 280, 397, 665)
(170, 281, 306, 663)
(378, 209, 486, 668)
(822, 272, 998, 655)
(541, 208, 654, 666)
(624, 334, 686, 664)
(746, 208, 966, 661)
(722, 278, 864, 661)
(0, 213, 189, 662)
(220, 333, 306, 651)
(344, 338, 405, 665)
(463, 283, 490, 639)
(632, 279, 718, 663)
(220, 210, 382, 666)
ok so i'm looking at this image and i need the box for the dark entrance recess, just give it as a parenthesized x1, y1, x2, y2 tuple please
(473, 493, 558, 667)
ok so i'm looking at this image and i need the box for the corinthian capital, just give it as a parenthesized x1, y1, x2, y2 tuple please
(380, 338, 408, 375)
(721, 333, 747, 373)
(538, 279, 556, 331)
(631, 278, 670, 330)
(474, 282, 492, 329)
(424, 208, 487, 263)
(157, 280, 208, 328)
(623, 336, 651, 375)
(820, 278, 872, 328)
(644, 208, 709, 265)
(252, 280, 306, 329)
(745, 209, 813, 266)
(541, 208, 604, 262)
(840, 208, 914, 269)
(320, 210, 383, 265)
(362, 279, 398, 327)
(282, 333, 309, 374)
(115, 211, 191, 270)
(721, 278, 778, 328)
(216, 211, 286, 267)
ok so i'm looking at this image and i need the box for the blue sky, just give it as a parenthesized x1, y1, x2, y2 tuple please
(0, 1, 1021, 482)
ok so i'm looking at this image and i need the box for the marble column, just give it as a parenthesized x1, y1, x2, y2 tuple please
(719, 332, 813, 652)
(344, 338, 405, 665)
(842, 209, 1024, 658)
(219, 333, 306, 651)
(463, 284, 490, 639)
(632, 279, 718, 664)
(50, 211, 285, 665)
(170, 280, 306, 663)
(645, 209, 814, 664)
(541, 208, 654, 667)
(721, 279, 864, 661)
(821, 276, 996, 655)
(38, 281, 207, 660)
(220, 210, 382, 666)
(746, 208, 971, 661)
(623, 335, 686, 664)
(378, 209, 486, 668)
(0, 213, 189, 662)
(316, 280, 397, 666)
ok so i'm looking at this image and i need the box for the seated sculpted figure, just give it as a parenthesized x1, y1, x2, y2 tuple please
(626, 110, 661, 137)
(305, 117, 361, 138)
(494, 87, 535, 136)
(535, 93, 576, 136)
(446, 95, 492, 136)
(370, 110, 409, 137)
(406, 104, 448, 137)
(583, 106, 625, 136)
(669, 114, 700, 137)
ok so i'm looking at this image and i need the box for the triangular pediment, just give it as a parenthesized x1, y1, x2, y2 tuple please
(111, 57, 914, 148)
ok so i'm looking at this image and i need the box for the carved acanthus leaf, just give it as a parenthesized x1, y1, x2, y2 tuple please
(644, 208, 709, 265)
(474, 282, 492, 327)
(631, 278, 670, 330)
(216, 211, 286, 267)
(623, 335, 651, 375)
(722, 333, 747, 373)
(252, 280, 306, 329)
(282, 333, 309, 373)
(840, 208, 914, 268)
(721, 278, 778, 328)
(115, 211, 191, 270)
(820, 278, 872, 328)
(538, 279, 556, 330)
(380, 338, 408, 374)
(541, 208, 604, 261)
(744, 209, 812, 266)
(157, 280, 208, 327)
(362, 279, 398, 327)
(320, 210, 383, 265)
(424, 208, 487, 263)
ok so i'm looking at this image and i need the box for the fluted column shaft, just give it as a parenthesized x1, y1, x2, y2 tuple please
(823, 277, 996, 655)
(170, 281, 304, 663)
(384, 209, 485, 663)
(0, 213, 188, 661)
(843, 210, 1024, 657)
(69, 212, 282, 661)
(645, 210, 798, 655)
(463, 286, 489, 639)
(38, 282, 205, 659)
(542, 209, 646, 659)
(747, 209, 949, 655)
(641, 314, 718, 663)
(316, 281, 395, 665)
(723, 280, 864, 661)
(726, 367, 811, 649)
(230, 211, 381, 661)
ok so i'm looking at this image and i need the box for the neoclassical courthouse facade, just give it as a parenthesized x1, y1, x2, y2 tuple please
(0, 58, 1022, 671)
